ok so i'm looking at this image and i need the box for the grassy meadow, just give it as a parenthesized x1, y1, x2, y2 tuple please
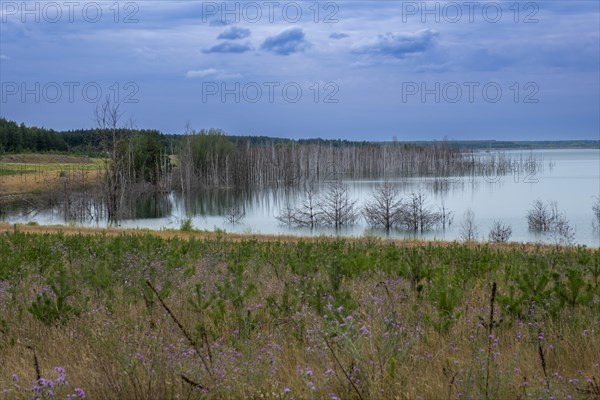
(0, 229, 599, 399)
(0, 154, 103, 195)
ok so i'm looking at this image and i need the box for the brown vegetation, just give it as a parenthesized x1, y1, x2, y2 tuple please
(0, 168, 101, 195)
(0, 154, 93, 164)
(0, 231, 597, 399)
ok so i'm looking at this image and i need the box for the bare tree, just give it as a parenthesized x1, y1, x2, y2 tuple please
(459, 209, 479, 242)
(438, 202, 454, 229)
(184, 138, 543, 191)
(527, 199, 560, 231)
(401, 191, 440, 232)
(276, 187, 322, 228)
(224, 204, 245, 225)
(320, 182, 359, 229)
(527, 200, 575, 245)
(363, 182, 403, 232)
(94, 96, 123, 157)
(294, 187, 322, 228)
(488, 221, 512, 243)
(178, 122, 196, 197)
(551, 218, 575, 246)
(94, 97, 126, 224)
(276, 203, 298, 226)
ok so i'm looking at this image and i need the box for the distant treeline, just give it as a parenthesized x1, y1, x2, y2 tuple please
(0, 118, 69, 153)
(407, 139, 600, 150)
(0, 118, 164, 156)
(2, 118, 598, 156)
(0, 118, 381, 156)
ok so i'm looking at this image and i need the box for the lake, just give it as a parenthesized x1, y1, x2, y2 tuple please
(3, 149, 599, 247)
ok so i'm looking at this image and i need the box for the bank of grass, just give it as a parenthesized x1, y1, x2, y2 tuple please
(0, 153, 102, 172)
(0, 154, 103, 195)
(0, 230, 598, 399)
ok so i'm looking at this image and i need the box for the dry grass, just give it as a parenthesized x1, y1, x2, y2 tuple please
(0, 222, 569, 252)
(0, 231, 598, 399)
(0, 154, 103, 196)
(0, 154, 95, 164)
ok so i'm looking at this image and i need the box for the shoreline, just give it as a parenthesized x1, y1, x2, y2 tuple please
(1, 222, 592, 251)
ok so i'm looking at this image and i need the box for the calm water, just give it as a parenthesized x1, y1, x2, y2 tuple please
(4, 149, 600, 247)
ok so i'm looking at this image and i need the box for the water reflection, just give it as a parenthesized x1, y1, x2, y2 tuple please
(2, 149, 599, 247)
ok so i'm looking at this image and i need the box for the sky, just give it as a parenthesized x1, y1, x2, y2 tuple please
(0, 0, 599, 140)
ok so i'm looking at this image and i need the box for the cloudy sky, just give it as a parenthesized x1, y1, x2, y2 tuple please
(1, 1, 598, 140)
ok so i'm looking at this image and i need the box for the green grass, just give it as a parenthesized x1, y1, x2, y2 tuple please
(0, 153, 104, 177)
(0, 161, 103, 175)
(0, 164, 39, 176)
(0, 232, 598, 399)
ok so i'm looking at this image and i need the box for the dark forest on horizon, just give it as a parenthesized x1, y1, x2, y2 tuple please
(1, 118, 598, 156)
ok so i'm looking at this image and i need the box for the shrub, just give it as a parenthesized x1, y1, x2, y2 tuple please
(488, 221, 512, 243)
(459, 209, 479, 242)
(180, 216, 194, 232)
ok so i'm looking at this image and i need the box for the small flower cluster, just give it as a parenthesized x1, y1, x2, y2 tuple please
(22, 367, 86, 399)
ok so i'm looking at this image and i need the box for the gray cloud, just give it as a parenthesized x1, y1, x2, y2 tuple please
(203, 41, 252, 54)
(330, 32, 349, 40)
(218, 26, 251, 40)
(353, 29, 438, 58)
(261, 28, 309, 55)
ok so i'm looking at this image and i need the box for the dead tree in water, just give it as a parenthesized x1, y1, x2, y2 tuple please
(527, 200, 560, 232)
(276, 187, 322, 229)
(527, 199, 575, 245)
(276, 204, 298, 226)
(172, 133, 542, 191)
(320, 182, 359, 229)
(224, 204, 245, 225)
(488, 221, 512, 243)
(363, 182, 404, 232)
(459, 209, 479, 242)
(401, 191, 441, 232)
(94, 97, 124, 224)
(178, 123, 195, 198)
(294, 187, 321, 228)
(438, 202, 454, 229)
